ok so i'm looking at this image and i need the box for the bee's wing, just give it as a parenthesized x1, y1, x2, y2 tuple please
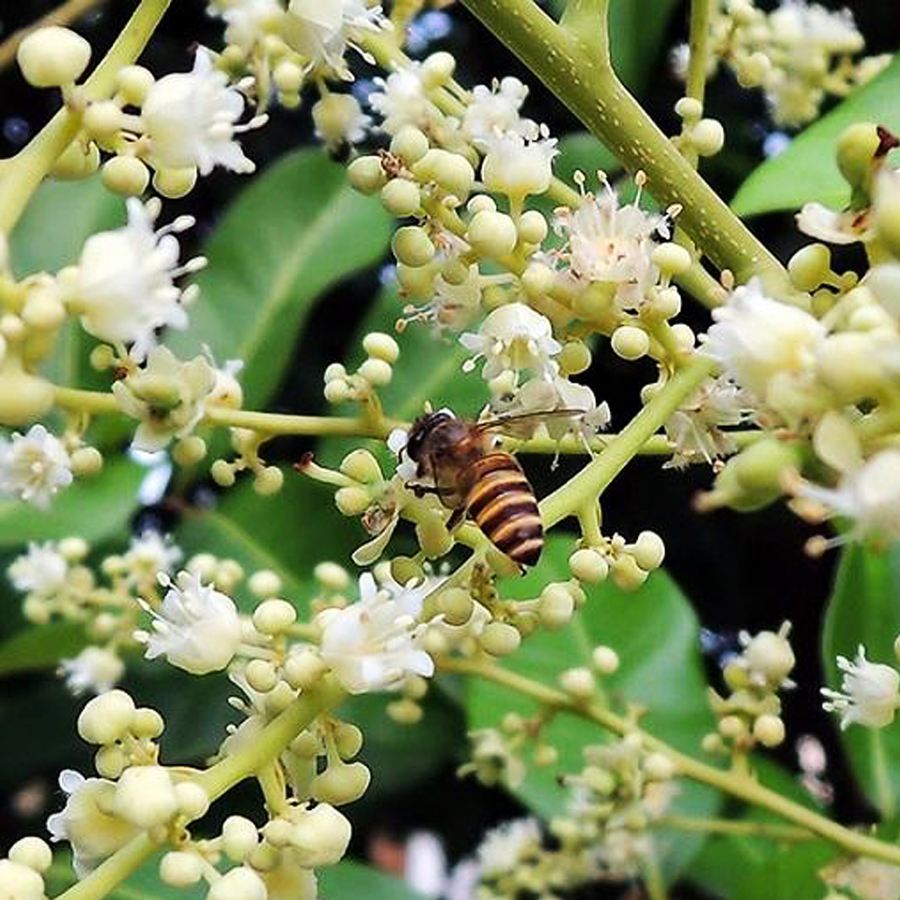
(473, 409, 587, 438)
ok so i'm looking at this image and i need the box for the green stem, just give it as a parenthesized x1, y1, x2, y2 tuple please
(459, 0, 790, 289)
(660, 814, 814, 842)
(439, 656, 900, 867)
(0, 0, 172, 235)
(685, 0, 713, 108)
(539, 354, 716, 527)
(872, 729, 897, 820)
(54, 677, 345, 900)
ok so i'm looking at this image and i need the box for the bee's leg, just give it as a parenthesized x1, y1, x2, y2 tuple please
(446, 508, 466, 532)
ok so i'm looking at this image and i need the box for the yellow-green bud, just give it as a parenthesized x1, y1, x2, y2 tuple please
(362, 332, 400, 364)
(132, 707, 164, 739)
(611, 325, 650, 360)
(340, 448, 382, 483)
(358, 357, 393, 387)
(631, 530, 665, 571)
(467, 194, 496, 215)
(208, 867, 267, 900)
(51, 141, 99, 182)
(397, 260, 438, 297)
(152, 167, 197, 199)
(335, 722, 364, 759)
(77, 689, 136, 745)
(94, 744, 127, 779)
(84, 101, 124, 143)
(836, 122, 882, 199)
(381, 179, 421, 217)
(533, 744, 558, 767)
(8, 836, 52, 874)
(254, 466, 284, 496)
(559, 666, 596, 699)
(324, 379, 350, 404)
(415, 515, 453, 558)
(467, 210, 518, 258)
(520, 262, 555, 299)
(393, 226, 435, 267)
(390, 555, 423, 585)
(387, 698, 424, 724)
(390, 126, 429, 165)
(592, 645, 619, 675)
(211, 459, 236, 487)
(175, 782, 209, 820)
(558, 341, 591, 376)
(311, 761, 371, 805)
(248, 569, 282, 599)
(335, 485, 370, 516)
(517, 209, 548, 245)
(430, 150, 475, 200)
(788, 243, 832, 291)
(692, 118, 725, 157)
(348, 156, 386, 195)
(71, 446, 104, 477)
(113, 765, 179, 829)
(265, 680, 296, 714)
(610, 555, 648, 591)
(438, 588, 473, 626)
(539, 583, 575, 630)
(0, 368, 54, 426)
(101, 156, 150, 197)
(273, 59, 304, 94)
(569, 548, 608, 584)
(753, 714, 786, 748)
(172, 435, 207, 467)
(90, 344, 116, 370)
(245, 659, 278, 693)
(315, 561, 350, 590)
(718, 714, 746, 739)
(643, 752, 675, 780)
(421, 51, 455, 87)
(480, 621, 521, 656)
(816, 332, 886, 402)
(160, 851, 203, 888)
(284, 649, 326, 690)
(117, 65, 155, 105)
(252, 598, 296, 634)
(22, 288, 65, 331)
(222, 815, 260, 862)
(18, 26, 91, 87)
(675, 96, 702, 120)
(59, 537, 88, 561)
(651, 242, 692, 276)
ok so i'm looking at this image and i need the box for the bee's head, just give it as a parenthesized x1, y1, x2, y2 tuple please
(406, 409, 454, 461)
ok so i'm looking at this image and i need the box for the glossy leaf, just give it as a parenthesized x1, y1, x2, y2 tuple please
(10, 176, 125, 391)
(821, 542, 900, 818)
(732, 54, 900, 217)
(0, 457, 144, 548)
(320, 859, 428, 900)
(0, 621, 87, 676)
(686, 758, 836, 900)
(466, 536, 721, 880)
(169, 149, 393, 409)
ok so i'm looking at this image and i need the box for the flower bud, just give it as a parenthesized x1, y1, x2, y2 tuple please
(743, 628, 795, 686)
(539, 584, 575, 630)
(631, 531, 665, 571)
(248, 569, 282, 599)
(387, 697, 423, 724)
(311, 93, 366, 149)
(390, 126, 429, 165)
(223, 815, 259, 861)
(467, 210, 518, 258)
(651, 242, 692, 276)
(611, 325, 650, 360)
(583, 765, 616, 794)
(467, 195, 496, 215)
(117, 65, 154, 105)
(9, 836, 52, 873)
(290, 731, 320, 759)
(480, 621, 521, 657)
(310, 761, 371, 805)
(22, 288, 65, 331)
(393, 226, 435, 267)
(211, 459, 236, 487)
(348, 156, 386, 195)
(569, 548, 608, 584)
(0, 859, 44, 900)
(246, 659, 279, 693)
(357, 357, 392, 387)
(314, 561, 350, 591)
(675, 96, 702, 120)
(323, 379, 350, 403)
(175, 782, 209, 820)
(610, 555, 648, 591)
(172, 435, 207, 467)
(396, 260, 438, 296)
(438, 588, 474, 626)
(152, 167, 197, 199)
(265, 680, 296, 714)
(533, 744, 558, 767)
(78, 689, 136, 745)
(362, 332, 400, 364)
(71, 446, 104, 477)
(816, 332, 886, 403)
(283, 648, 326, 690)
(421, 51, 455, 87)
(253, 598, 296, 634)
(718, 714, 746, 739)
(836, 122, 882, 199)
(95, 745, 127, 779)
(84, 101, 124, 143)
(517, 209, 548, 245)
(415, 515, 453, 558)
(753, 714, 786, 748)
(292, 804, 352, 866)
(381, 179, 421, 217)
(558, 341, 591, 376)
(391, 555, 423, 585)
(559, 666, 596, 699)
(429, 150, 475, 201)
(692, 118, 725, 157)
(335, 486, 371, 516)
(335, 722, 363, 759)
(18, 26, 91, 87)
(273, 59, 304, 94)
(160, 851, 203, 887)
(0, 368, 55, 426)
(340, 448, 382, 484)
(592, 645, 620, 675)
(643, 752, 675, 780)
(113, 765, 179, 828)
(788, 243, 832, 291)
(207, 867, 267, 900)
(254, 466, 284, 496)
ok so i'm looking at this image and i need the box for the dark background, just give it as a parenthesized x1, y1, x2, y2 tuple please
(0, 1, 898, 896)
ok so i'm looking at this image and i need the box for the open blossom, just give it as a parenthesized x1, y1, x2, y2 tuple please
(283, 0, 387, 79)
(142, 48, 256, 175)
(9, 541, 68, 597)
(113, 346, 216, 452)
(317, 572, 435, 693)
(463, 77, 539, 145)
(123, 530, 183, 586)
(477, 819, 542, 880)
(702, 279, 825, 404)
(800, 450, 900, 542)
(47, 770, 139, 878)
(60, 647, 125, 695)
(0, 424, 72, 509)
(61, 199, 200, 361)
(822, 646, 900, 730)
(480, 130, 558, 199)
(552, 184, 667, 309)
(460, 302, 561, 381)
(135, 570, 242, 674)
(209, 0, 284, 52)
(369, 63, 443, 135)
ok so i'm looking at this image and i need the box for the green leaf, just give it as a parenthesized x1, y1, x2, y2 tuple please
(10, 175, 126, 393)
(169, 149, 393, 410)
(320, 859, 428, 900)
(686, 759, 836, 900)
(0, 621, 86, 676)
(821, 542, 900, 818)
(732, 54, 900, 217)
(466, 536, 721, 881)
(0, 457, 144, 548)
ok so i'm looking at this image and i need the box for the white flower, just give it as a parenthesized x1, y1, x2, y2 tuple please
(135, 570, 242, 674)
(369, 63, 443, 136)
(284, 0, 387, 79)
(552, 184, 667, 309)
(210, 0, 284, 52)
(463, 77, 539, 145)
(113, 346, 216, 452)
(60, 647, 125, 695)
(822, 646, 900, 730)
(312, 92, 371, 150)
(801, 450, 900, 542)
(142, 48, 256, 175)
(796, 202, 873, 245)
(387, 426, 418, 483)
(8, 541, 68, 597)
(460, 302, 561, 381)
(403, 265, 484, 334)
(477, 819, 541, 880)
(317, 572, 435, 693)
(481, 130, 558, 199)
(47, 770, 139, 878)
(123, 530, 182, 585)
(702, 278, 825, 403)
(0, 424, 72, 509)
(62, 199, 199, 361)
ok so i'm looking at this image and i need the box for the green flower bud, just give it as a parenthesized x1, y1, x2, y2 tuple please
(788, 243, 832, 291)
(311, 761, 371, 805)
(348, 156, 386, 195)
(836, 123, 894, 207)
(430, 150, 475, 201)
(467, 210, 518, 258)
(692, 118, 725, 157)
(559, 666, 596, 699)
(175, 782, 209, 820)
(438, 587, 473, 626)
(223, 815, 259, 862)
(651, 242, 692, 276)
(254, 466, 284, 496)
(357, 357, 393, 387)
(77, 689, 136, 745)
(252, 598, 296, 634)
(480, 621, 521, 656)
(117, 65, 154, 106)
(539, 583, 575, 630)
(0, 366, 54, 426)
(611, 325, 650, 360)
(71, 446, 104, 477)
(101, 157, 150, 197)
(569, 548, 608, 584)
(521, 261, 556, 299)
(816, 332, 886, 402)
(172, 435, 207, 467)
(335, 722, 363, 760)
(592, 645, 619, 674)
(132, 707, 164, 739)
(18, 26, 91, 87)
(113, 765, 179, 829)
(211, 459, 236, 487)
(517, 209, 548, 245)
(362, 332, 400, 364)
(152, 166, 198, 199)
(699, 439, 800, 512)
(753, 714, 786, 748)
(95, 744, 128, 779)
(245, 659, 278, 693)
(390, 126, 429, 165)
(340, 448, 382, 483)
(643, 752, 675, 780)
(314, 561, 350, 591)
(631, 530, 665, 571)
(610, 555, 648, 591)
(393, 226, 436, 267)
(381, 179, 421, 217)
(390, 555, 423, 585)
(8, 836, 52, 874)
(335, 485, 371, 516)
(160, 851, 203, 888)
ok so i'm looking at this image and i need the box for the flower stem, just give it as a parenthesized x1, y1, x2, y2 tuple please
(659, 814, 814, 842)
(438, 656, 900, 866)
(459, 0, 790, 289)
(685, 0, 714, 109)
(53, 677, 345, 900)
(0, 0, 172, 235)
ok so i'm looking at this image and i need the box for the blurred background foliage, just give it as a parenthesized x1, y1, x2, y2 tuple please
(0, 2, 899, 898)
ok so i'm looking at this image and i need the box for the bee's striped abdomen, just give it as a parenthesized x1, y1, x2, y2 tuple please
(465, 453, 543, 566)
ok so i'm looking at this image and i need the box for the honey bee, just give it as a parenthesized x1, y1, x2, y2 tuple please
(401, 408, 582, 567)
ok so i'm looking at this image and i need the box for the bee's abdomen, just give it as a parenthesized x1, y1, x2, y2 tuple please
(465, 454, 543, 566)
